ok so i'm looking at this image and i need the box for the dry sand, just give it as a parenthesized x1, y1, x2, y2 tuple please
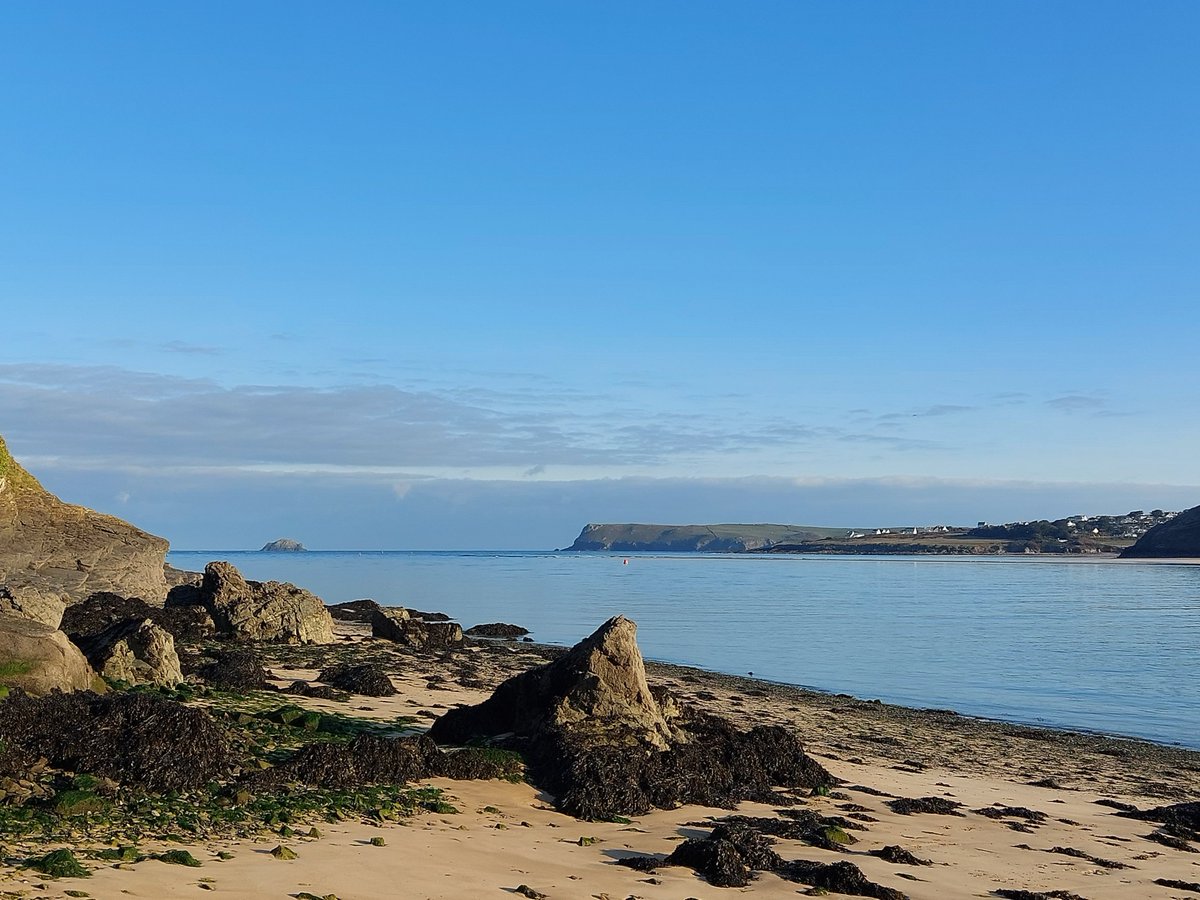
(3, 622, 1198, 900)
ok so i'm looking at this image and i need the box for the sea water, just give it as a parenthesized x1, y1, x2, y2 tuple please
(168, 550, 1200, 748)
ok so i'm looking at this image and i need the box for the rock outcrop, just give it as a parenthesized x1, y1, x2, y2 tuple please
(430, 616, 833, 819)
(261, 538, 306, 552)
(1121, 506, 1200, 558)
(0, 613, 95, 696)
(464, 622, 530, 639)
(199, 561, 334, 644)
(371, 607, 463, 649)
(434, 615, 674, 748)
(74, 618, 183, 688)
(0, 436, 169, 613)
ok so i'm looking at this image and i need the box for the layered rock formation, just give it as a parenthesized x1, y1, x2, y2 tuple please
(0, 436, 169, 615)
(0, 613, 95, 696)
(200, 561, 334, 644)
(430, 616, 833, 819)
(1121, 505, 1200, 558)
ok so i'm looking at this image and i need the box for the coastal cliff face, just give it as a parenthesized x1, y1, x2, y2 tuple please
(0, 436, 169, 611)
(1120, 505, 1200, 558)
(565, 523, 841, 552)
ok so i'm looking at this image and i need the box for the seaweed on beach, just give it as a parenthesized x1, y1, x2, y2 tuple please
(619, 820, 906, 896)
(247, 733, 524, 790)
(523, 715, 835, 821)
(0, 689, 232, 792)
(192, 648, 272, 691)
(887, 796, 965, 816)
(316, 663, 397, 697)
(61, 591, 214, 643)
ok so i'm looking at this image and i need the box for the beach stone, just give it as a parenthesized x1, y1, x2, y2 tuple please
(75, 618, 183, 687)
(0, 612, 95, 696)
(200, 561, 334, 644)
(0, 435, 169, 607)
(371, 607, 463, 648)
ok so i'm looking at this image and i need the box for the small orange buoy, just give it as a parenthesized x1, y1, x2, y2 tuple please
(623, 558, 628, 565)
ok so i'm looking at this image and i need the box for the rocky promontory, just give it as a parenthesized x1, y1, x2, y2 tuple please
(0, 436, 169, 621)
(1121, 503, 1200, 558)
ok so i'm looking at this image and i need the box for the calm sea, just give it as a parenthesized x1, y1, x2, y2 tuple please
(168, 551, 1200, 749)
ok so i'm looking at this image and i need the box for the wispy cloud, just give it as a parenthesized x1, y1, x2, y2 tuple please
(1045, 394, 1106, 413)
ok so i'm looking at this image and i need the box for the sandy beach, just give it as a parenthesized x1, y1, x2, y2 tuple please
(3, 621, 1198, 900)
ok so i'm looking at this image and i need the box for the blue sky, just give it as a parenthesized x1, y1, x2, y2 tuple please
(2, 2, 1198, 548)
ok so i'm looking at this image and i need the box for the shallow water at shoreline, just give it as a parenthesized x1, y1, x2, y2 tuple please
(169, 550, 1200, 748)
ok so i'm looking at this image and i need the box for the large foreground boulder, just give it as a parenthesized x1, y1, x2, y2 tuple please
(372, 606, 463, 649)
(0, 435, 169, 607)
(1121, 505, 1200, 558)
(0, 613, 95, 696)
(430, 616, 834, 819)
(200, 561, 334, 644)
(74, 618, 183, 688)
(432, 615, 673, 748)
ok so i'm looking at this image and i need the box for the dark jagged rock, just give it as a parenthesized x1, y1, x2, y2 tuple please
(317, 662, 396, 697)
(372, 607, 463, 649)
(200, 561, 334, 644)
(464, 623, 531, 639)
(191, 647, 271, 691)
(0, 690, 231, 791)
(430, 616, 833, 820)
(1121, 505, 1199, 557)
(327, 598, 383, 623)
(261, 538, 306, 552)
(62, 591, 214, 643)
(0, 435, 169, 614)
